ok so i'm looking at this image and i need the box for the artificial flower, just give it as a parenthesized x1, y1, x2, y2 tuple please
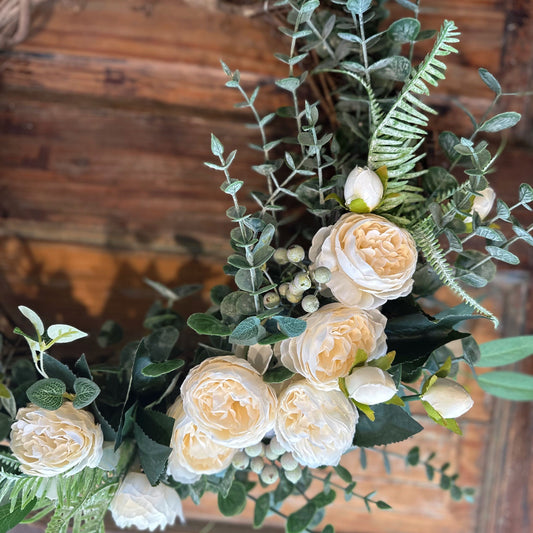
(421, 377, 474, 418)
(344, 366, 397, 405)
(344, 166, 383, 211)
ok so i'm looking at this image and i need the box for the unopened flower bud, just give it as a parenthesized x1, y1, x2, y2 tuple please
(421, 377, 474, 419)
(250, 456, 264, 474)
(280, 452, 299, 471)
(263, 292, 280, 309)
(273, 248, 289, 265)
(232, 451, 250, 470)
(292, 272, 311, 292)
(345, 366, 397, 405)
(284, 467, 302, 484)
(287, 245, 305, 263)
(311, 266, 331, 284)
(245, 442, 264, 458)
(344, 167, 383, 212)
(260, 465, 279, 485)
(278, 283, 290, 297)
(301, 295, 319, 313)
(466, 186, 496, 222)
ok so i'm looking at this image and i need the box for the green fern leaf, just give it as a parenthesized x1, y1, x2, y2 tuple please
(369, 21, 460, 189)
(413, 217, 498, 326)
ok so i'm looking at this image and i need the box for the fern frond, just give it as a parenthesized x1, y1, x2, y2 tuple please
(368, 21, 460, 185)
(413, 217, 498, 326)
(0, 450, 21, 473)
(0, 469, 53, 511)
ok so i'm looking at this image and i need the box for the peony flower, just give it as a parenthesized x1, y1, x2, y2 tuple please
(10, 401, 103, 477)
(344, 166, 383, 211)
(344, 366, 397, 405)
(275, 379, 357, 468)
(109, 472, 184, 531)
(309, 213, 418, 309)
(180, 356, 277, 448)
(166, 398, 236, 484)
(465, 186, 496, 222)
(421, 377, 474, 419)
(279, 303, 387, 390)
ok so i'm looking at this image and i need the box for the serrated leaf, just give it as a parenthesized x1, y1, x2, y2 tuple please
(26, 378, 66, 410)
(133, 422, 171, 485)
(72, 377, 100, 409)
(18, 306, 44, 336)
(187, 313, 232, 336)
(353, 404, 423, 447)
(479, 112, 521, 132)
(478, 68, 502, 95)
(141, 359, 185, 377)
(47, 324, 88, 344)
(476, 336, 533, 367)
(477, 371, 533, 401)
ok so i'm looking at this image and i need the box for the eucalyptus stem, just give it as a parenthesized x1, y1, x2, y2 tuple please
(309, 472, 380, 506)
(352, 11, 371, 85)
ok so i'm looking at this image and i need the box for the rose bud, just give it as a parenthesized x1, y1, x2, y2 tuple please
(344, 366, 397, 405)
(421, 377, 474, 419)
(465, 186, 496, 222)
(344, 167, 384, 212)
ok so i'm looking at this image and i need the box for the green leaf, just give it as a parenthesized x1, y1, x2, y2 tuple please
(477, 371, 533, 401)
(406, 446, 420, 466)
(376, 500, 392, 509)
(26, 378, 66, 410)
(221, 180, 244, 195)
(368, 56, 412, 81)
(388, 18, 421, 43)
(478, 68, 502, 95)
(211, 285, 232, 305)
(18, 305, 44, 336)
(333, 465, 352, 483)
(211, 134, 224, 157)
(519, 183, 533, 204)
(275, 77, 301, 92)
(133, 422, 171, 485)
(322, 526, 335, 533)
(235, 268, 263, 292)
(286, 502, 317, 533)
(228, 254, 252, 270)
(97, 320, 123, 348)
(229, 317, 264, 346)
(395, 0, 418, 12)
(47, 324, 88, 344)
(253, 493, 271, 528)
(141, 359, 184, 377)
(485, 245, 520, 265)
(263, 366, 294, 383)
(145, 326, 180, 362)
(72, 377, 100, 409)
(187, 313, 232, 336)
(353, 404, 423, 447)
(0, 412, 11, 440)
(253, 246, 275, 267)
(0, 498, 37, 532)
(218, 481, 247, 516)
(477, 336, 533, 367)
(273, 316, 306, 337)
(479, 112, 521, 132)
(346, 0, 372, 14)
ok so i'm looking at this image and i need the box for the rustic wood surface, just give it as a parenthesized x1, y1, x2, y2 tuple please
(2, 1, 532, 532)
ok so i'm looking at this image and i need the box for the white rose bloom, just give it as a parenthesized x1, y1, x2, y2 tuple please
(10, 402, 103, 477)
(275, 379, 358, 468)
(344, 166, 384, 211)
(181, 356, 277, 448)
(109, 472, 184, 531)
(421, 377, 474, 419)
(465, 186, 496, 222)
(345, 366, 397, 405)
(309, 213, 418, 309)
(166, 398, 236, 484)
(279, 303, 387, 390)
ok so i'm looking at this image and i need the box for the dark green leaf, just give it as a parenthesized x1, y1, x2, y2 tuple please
(334, 465, 352, 483)
(218, 481, 248, 516)
(406, 446, 419, 466)
(273, 316, 306, 337)
(376, 500, 392, 510)
(0, 412, 11, 441)
(141, 359, 185, 377)
(462, 336, 481, 366)
(368, 56, 411, 81)
(229, 317, 264, 345)
(353, 404, 423, 447)
(187, 313, 232, 336)
(253, 493, 271, 528)
(263, 366, 295, 383)
(211, 285, 232, 305)
(73, 377, 100, 409)
(477, 336, 533, 367)
(395, 0, 418, 12)
(387, 18, 420, 42)
(485, 245, 520, 265)
(322, 525, 335, 533)
(26, 378, 65, 410)
(478, 68, 501, 94)
(145, 326, 180, 361)
(235, 268, 263, 292)
(286, 502, 317, 533)
(0, 498, 36, 533)
(42, 353, 76, 389)
(312, 490, 336, 508)
(346, 0, 372, 14)
(134, 422, 172, 485)
(479, 112, 521, 132)
(97, 320, 123, 348)
(477, 371, 533, 401)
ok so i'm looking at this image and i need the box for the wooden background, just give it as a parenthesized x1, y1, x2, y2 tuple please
(1, 1, 532, 532)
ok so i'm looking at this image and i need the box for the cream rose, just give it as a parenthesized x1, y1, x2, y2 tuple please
(109, 472, 184, 531)
(279, 303, 387, 390)
(10, 402, 103, 477)
(166, 398, 236, 483)
(345, 366, 397, 405)
(310, 213, 417, 308)
(275, 379, 357, 468)
(421, 377, 474, 419)
(180, 356, 277, 448)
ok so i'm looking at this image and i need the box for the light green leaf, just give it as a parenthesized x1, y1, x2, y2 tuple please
(346, 0, 372, 14)
(46, 324, 88, 344)
(479, 112, 521, 132)
(477, 371, 533, 401)
(273, 316, 306, 337)
(229, 317, 264, 346)
(388, 18, 421, 43)
(519, 183, 533, 204)
(485, 245, 520, 265)
(368, 56, 411, 81)
(476, 336, 533, 367)
(18, 306, 44, 336)
(478, 68, 502, 95)
(211, 134, 224, 157)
